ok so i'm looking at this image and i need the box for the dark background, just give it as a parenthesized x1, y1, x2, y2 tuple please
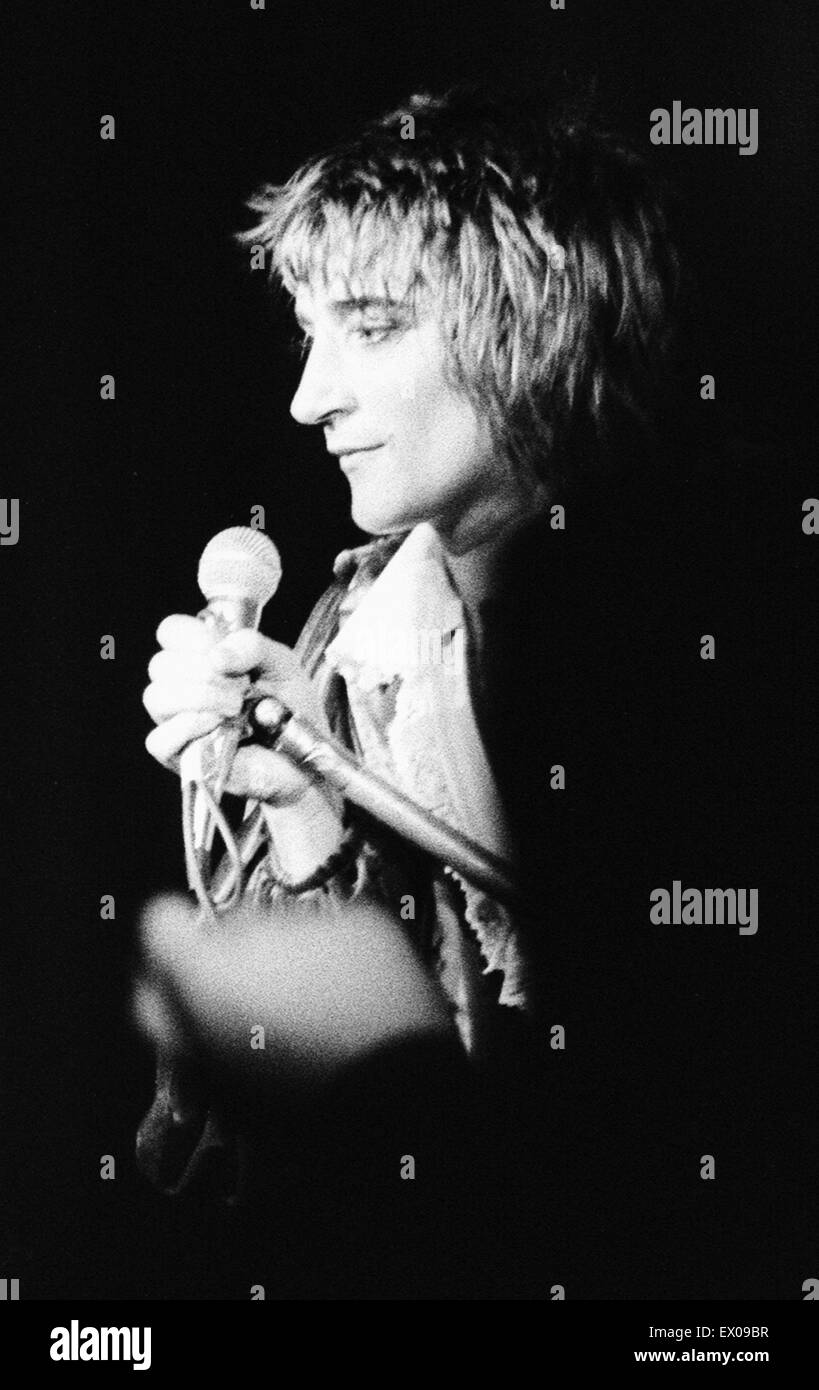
(2, 0, 816, 1299)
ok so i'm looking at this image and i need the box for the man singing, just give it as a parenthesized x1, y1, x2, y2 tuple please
(137, 87, 686, 1297)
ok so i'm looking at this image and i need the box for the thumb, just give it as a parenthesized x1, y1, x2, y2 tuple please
(209, 631, 295, 682)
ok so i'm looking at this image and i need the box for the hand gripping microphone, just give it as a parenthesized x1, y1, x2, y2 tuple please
(178, 527, 282, 907)
(177, 526, 519, 916)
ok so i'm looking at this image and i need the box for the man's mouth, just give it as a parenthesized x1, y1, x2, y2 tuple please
(333, 444, 384, 469)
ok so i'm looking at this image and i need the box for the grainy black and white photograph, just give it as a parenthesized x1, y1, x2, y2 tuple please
(2, 0, 817, 1354)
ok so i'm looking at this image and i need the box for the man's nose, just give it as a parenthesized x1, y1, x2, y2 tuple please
(289, 336, 355, 426)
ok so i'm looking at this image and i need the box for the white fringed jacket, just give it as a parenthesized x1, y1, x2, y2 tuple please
(245, 522, 531, 1057)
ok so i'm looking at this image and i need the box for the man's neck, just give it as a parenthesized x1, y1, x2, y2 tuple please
(434, 490, 547, 612)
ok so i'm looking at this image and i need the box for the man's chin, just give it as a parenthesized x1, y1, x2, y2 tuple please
(350, 499, 406, 536)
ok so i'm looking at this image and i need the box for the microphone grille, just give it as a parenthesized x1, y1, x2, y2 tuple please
(197, 527, 282, 606)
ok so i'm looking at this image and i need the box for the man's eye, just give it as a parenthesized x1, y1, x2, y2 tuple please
(351, 319, 399, 344)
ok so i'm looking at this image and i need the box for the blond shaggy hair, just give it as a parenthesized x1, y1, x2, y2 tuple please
(238, 88, 682, 495)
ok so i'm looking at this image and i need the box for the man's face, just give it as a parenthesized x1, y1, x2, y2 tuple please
(289, 273, 512, 550)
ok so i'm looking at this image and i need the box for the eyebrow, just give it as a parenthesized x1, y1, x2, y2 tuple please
(294, 296, 409, 330)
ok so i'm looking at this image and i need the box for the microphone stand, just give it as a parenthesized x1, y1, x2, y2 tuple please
(249, 694, 521, 910)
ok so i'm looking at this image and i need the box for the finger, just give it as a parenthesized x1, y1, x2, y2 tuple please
(143, 678, 244, 723)
(156, 614, 220, 654)
(210, 630, 296, 680)
(145, 709, 225, 765)
(148, 647, 248, 692)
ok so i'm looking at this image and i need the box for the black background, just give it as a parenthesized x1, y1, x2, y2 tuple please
(2, 0, 817, 1300)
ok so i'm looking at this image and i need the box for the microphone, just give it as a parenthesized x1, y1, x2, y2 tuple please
(179, 527, 282, 863)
